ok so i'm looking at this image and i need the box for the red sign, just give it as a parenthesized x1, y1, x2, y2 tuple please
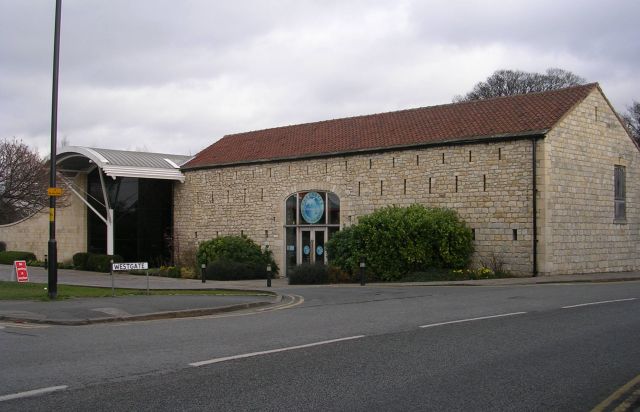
(14, 260, 29, 283)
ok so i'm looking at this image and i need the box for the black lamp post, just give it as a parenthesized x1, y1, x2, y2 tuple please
(48, 0, 62, 299)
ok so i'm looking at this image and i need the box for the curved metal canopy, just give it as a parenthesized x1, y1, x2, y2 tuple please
(57, 146, 192, 182)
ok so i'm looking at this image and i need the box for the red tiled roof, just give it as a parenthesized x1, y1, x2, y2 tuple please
(184, 83, 597, 169)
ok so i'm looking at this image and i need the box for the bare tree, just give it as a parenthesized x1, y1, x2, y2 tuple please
(0, 138, 49, 224)
(622, 101, 640, 144)
(454, 68, 586, 102)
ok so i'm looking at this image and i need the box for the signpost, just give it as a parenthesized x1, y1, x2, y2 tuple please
(110, 262, 149, 296)
(13, 261, 29, 283)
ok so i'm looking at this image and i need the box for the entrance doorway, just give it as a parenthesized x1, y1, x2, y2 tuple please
(300, 228, 327, 264)
(284, 191, 340, 276)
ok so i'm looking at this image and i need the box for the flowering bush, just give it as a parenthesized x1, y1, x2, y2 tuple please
(451, 267, 496, 280)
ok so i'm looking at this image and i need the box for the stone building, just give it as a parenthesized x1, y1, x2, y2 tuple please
(176, 83, 640, 276)
(2, 83, 637, 277)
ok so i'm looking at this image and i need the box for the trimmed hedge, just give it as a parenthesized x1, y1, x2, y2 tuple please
(205, 260, 268, 281)
(73, 252, 90, 269)
(72, 252, 123, 272)
(288, 263, 329, 285)
(197, 235, 278, 278)
(326, 205, 473, 281)
(0, 251, 37, 265)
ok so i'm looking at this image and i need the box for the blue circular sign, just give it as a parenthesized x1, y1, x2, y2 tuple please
(300, 192, 324, 224)
(316, 245, 324, 256)
(303, 245, 310, 255)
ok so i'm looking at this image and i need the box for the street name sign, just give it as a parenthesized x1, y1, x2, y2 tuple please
(14, 260, 29, 282)
(112, 262, 148, 271)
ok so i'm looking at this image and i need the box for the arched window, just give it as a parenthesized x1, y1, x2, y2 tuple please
(284, 191, 340, 274)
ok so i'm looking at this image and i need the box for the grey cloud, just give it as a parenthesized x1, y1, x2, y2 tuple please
(1, 0, 639, 157)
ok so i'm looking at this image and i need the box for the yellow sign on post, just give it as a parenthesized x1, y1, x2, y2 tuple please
(49, 208, 55, 222)
(48, 187, 63, 197)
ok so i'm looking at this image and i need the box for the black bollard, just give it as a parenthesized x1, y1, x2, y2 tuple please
(201, 263, 206, 283)
(360, 256, 366, 286)
(267, 264, 272, 287)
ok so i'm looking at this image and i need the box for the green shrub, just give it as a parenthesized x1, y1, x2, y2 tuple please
(159, 266, 181, 278)
(73, 252, 90, 270)
(326, 205, 473, 281)
(0, 251, 37, 265)
(288, 263, 329, 285)
(327, 265, 356, 283)
(86, 253, 123, 272)
(0, 241, 6, 252)
(197, 235, 278, 275)
(205, 260, 268, 280)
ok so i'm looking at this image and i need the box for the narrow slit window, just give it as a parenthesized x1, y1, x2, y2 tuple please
(455, 176, 458, 193)
(483, 174, 487, 192)
(498, 148, 502, 160)
(429, 177, 432, 194)
(615, 165, 626, 221)
(416, 155, 420, 166)
(403, 179, 407, 195)
(472, 229, 476, 240)
(392, 157, 396, 168)
(512, 229, 518, 240)
(358, 181, 361, 196)
(469, 150, 472, 162)
(369, 159, 372, 169)
(261, 188, 264, 201)
(442, 153, 445, 164)
(380, 180, 384, 196)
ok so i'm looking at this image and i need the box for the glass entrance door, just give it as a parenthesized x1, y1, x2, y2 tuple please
(299, 228, 327, 264)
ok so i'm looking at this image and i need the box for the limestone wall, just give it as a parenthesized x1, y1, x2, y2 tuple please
(174, 139, 536, 275)
(0, 174, 87, 262)
(538, 88, 640, 274)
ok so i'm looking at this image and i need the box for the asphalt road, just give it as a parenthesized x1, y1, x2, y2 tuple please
(1, 281, 639, 411)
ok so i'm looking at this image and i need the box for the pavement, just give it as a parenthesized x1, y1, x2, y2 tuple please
(1, 263, 640, 325)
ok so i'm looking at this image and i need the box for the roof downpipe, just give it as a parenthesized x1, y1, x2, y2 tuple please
(532, 137, 538, 277)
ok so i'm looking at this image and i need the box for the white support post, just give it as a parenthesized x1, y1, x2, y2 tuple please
(98, 168, 114, 256)
(107, 208, 114, 255)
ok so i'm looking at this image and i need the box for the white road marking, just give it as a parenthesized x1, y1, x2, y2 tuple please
(0, 385, 68, 402)
(0, 322, 49, 329)
(190, 335, 366, 367)
(562, 298, 637, 309)
(419, 312, 528, 328)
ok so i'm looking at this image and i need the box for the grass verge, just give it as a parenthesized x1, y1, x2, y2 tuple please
(0, 281, 273, 301)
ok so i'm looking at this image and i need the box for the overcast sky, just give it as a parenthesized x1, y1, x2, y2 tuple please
(1, 0, 639, 157)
